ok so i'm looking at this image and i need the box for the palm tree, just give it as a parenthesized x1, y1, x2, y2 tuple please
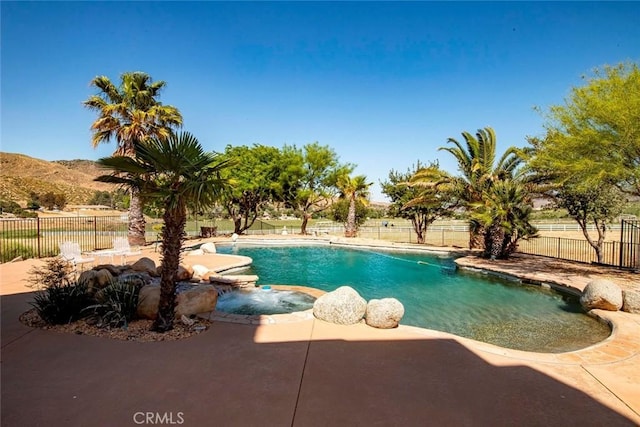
(470, 180, 538, 259)
(439, 127, 523, 249)
(95, 132, 232, 332)
(84, 72, 183, 246)
(337, 174, 372, 237)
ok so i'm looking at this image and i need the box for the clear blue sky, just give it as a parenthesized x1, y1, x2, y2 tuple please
(2, 1, 639, 201)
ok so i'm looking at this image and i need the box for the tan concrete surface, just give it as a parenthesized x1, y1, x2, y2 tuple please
(2, 238, 639, 426)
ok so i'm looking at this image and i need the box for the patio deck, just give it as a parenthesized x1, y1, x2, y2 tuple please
(1, 237, 639, 426)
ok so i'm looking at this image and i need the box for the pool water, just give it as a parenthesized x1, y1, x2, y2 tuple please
(217, 245, 610, 352)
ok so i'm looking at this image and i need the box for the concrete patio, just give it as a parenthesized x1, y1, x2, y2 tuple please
(1, 241, 639, 426)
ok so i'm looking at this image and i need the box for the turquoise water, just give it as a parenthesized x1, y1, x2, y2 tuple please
(217, 244, 610, 352)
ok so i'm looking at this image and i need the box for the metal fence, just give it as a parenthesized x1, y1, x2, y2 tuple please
(516, 236, 622, 266)
(2, 216, 639, 270)
(0, 216, 129, 262)
(620, 219, 640, 269)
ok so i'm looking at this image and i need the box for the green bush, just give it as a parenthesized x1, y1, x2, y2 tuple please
(83, 280, 142, 328)
(1, 242, 36, 263)
(30, 282, 92, 325)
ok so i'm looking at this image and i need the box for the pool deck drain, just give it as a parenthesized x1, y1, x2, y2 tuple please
(2, 237, 639, 425)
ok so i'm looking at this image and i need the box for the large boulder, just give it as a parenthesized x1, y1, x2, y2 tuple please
(622, 290, 640, 314)
(313, 286, 367, 325)
(580, 279, 623, 311)
(136, 284, 218, 320)
(365, 298, 405, 329)
(200, 242, 217, 254)
(78, 269, 114, 293)
(176, 285, 218, 317)
(154, 264, 194, 281)
(131, 257, 157, 276)
(137, 285, 161, 320)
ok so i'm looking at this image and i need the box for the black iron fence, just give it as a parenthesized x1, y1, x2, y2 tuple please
(0, 216, 129, 262)
(2, 216, 639, 270)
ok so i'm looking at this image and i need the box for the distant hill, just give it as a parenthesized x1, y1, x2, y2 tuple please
(0, 152, 115, 206)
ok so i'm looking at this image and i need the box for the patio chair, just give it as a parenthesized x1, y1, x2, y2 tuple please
(58, 241, 95, 273)
(112, 237, 141, 264)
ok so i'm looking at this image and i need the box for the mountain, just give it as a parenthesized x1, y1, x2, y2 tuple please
(0, 152, 115, 206)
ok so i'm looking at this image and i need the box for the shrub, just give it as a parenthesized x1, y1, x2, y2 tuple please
(30, 282, 92, 325)
(28, 258, 72, 289)
(83, 280, 142, 328)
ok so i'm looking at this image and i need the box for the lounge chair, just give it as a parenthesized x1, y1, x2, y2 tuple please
(58, 241, 95, 273)
(112, 237, 141, 264)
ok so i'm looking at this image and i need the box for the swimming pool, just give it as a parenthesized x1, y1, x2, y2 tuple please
(216, 244, 610, 352)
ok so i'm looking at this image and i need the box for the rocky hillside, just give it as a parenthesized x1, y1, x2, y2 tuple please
(0, 152, 115, 206)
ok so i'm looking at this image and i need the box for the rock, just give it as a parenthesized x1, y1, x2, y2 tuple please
(175, 264, 193, 281)
(365, 298, 405, 329)
(185, 249, 205, 256)
(137, 284, 218, 320)
(192, 264, 210, 280)
(622, 290, 640, 314)
(209, 274, 258, 288)
(78, 269, 113, 292)
(137, 285, 160, 320)
(131, 257, 157, 276)
(181, 314, 195, 326)
(580, 279, 623, 311)
(94, 264, 124, 276)
(313, 286, 367, 325)
(200, 242, 216, 254)
(176, 285, 218, 317)
(117, 272, 152, 288)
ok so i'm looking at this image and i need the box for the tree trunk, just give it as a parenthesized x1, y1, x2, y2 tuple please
(128, 188, 147, 246)
(469, 220, 485, 250)
(484, 224, 505, 260)
(344, 197, 357, 238)
(152, 205, 186, 332)
(300, 212, 311, 235)
(233, 214, 242, 234)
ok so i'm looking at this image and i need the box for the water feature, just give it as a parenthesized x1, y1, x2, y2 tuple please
(217, 244, 611, 352)
(216, 287, 316, 315)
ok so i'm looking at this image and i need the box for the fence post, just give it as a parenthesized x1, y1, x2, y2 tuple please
(37, 217, 41, 258)
(94, 216, 98, 250)
(557, 237, 561, 259)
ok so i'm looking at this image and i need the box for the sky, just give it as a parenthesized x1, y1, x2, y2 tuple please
(2, 1, 639, 201)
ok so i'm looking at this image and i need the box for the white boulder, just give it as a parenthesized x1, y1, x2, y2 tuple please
(200, 242, 217, 254)
(365, 298, 405, 329)
(313, 286, 367, 325)
(580, 279, 623, 311)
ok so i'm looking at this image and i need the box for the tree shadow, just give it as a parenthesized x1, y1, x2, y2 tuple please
(1, 292, 637, 426)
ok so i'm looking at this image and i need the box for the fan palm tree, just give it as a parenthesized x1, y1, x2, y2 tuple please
(337, 174, 372, 237)
(439, 127, 524, 249)
(95, 132, 232, 332)
(84, 72, 183, 246)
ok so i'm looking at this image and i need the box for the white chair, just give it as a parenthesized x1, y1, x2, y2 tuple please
(112, 237, 141, 264)
(59, 241, 95, 273)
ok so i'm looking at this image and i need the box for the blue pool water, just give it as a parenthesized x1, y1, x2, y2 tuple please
(217, 244, 610, 352)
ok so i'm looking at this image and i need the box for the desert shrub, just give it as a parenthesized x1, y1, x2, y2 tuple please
(30, 282, 92, 324)
(83, 280, 142, 328)
(1, 242, 36, 263)
(27, 258, 72, 289)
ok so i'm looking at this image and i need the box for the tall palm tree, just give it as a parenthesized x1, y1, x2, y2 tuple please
(95, 132, 232, 332)
(439, 127, 523, 249)
(337, 174, 372, 237)
(84, 72, 183, 246)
